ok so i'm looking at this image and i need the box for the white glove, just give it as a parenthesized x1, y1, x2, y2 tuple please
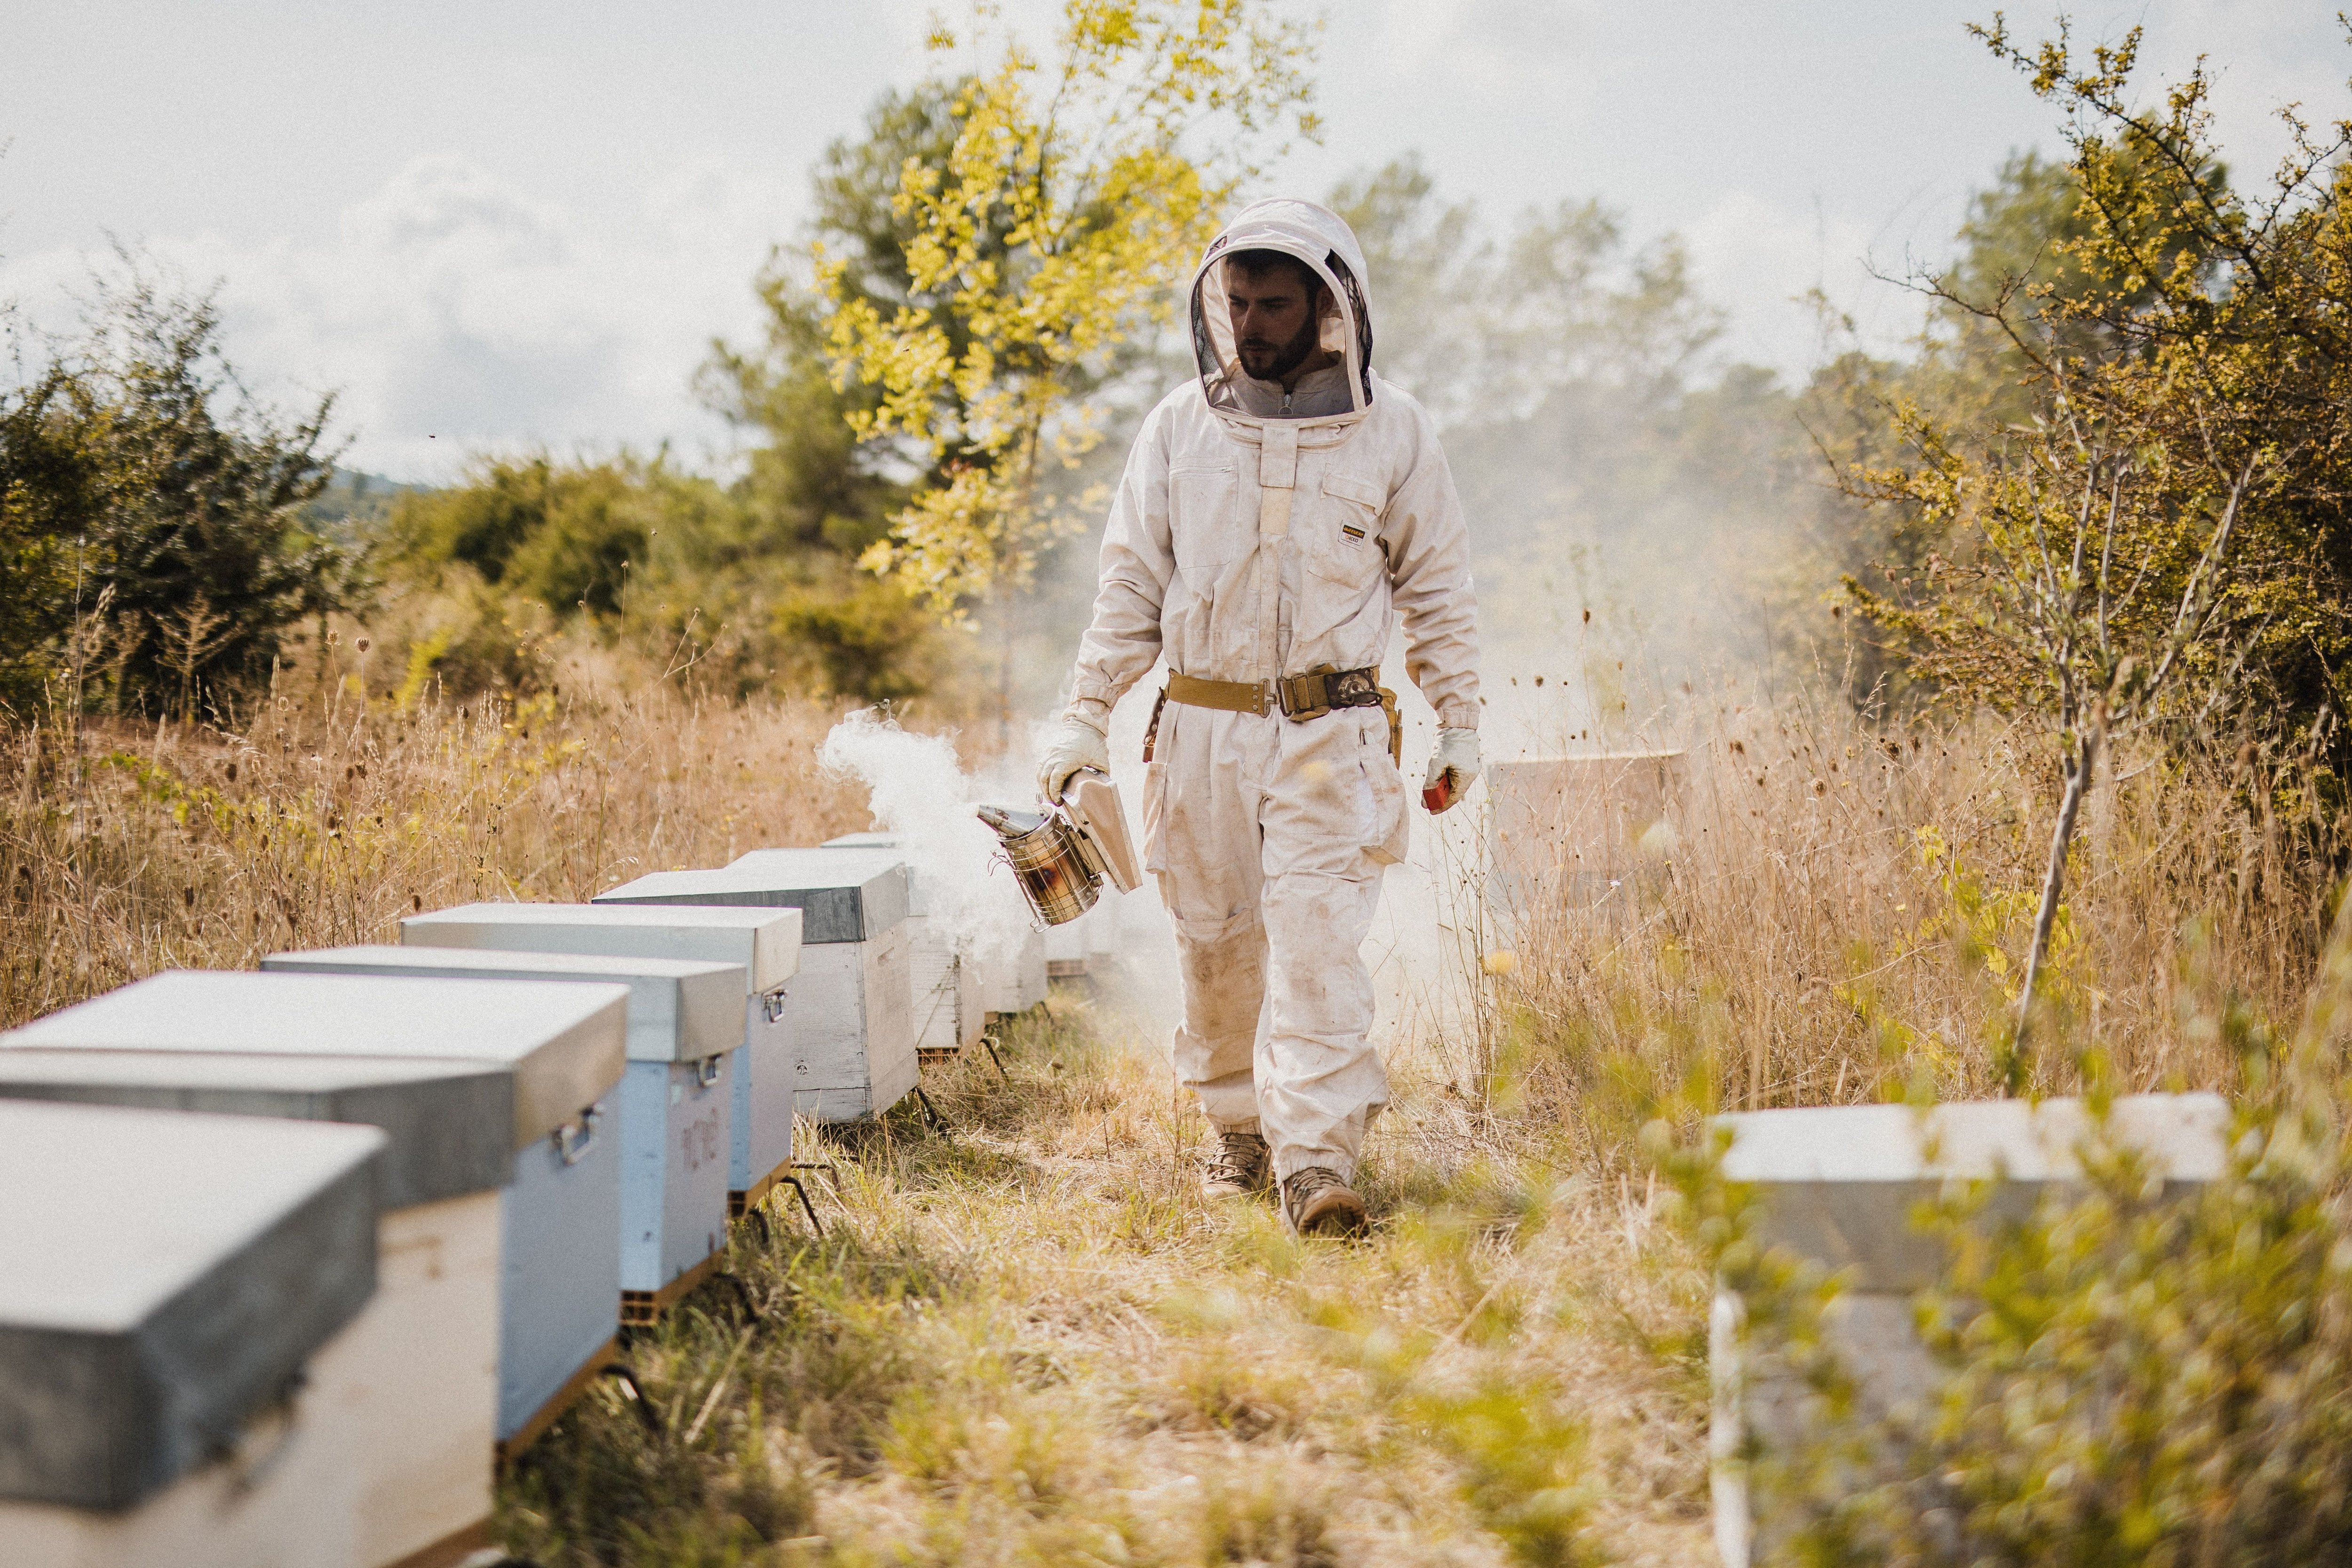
(1037, 713, 1109, 805)
(1425, 727, 1479, 812)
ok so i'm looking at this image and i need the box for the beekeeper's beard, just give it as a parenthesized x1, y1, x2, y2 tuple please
(1237, 306, 1322, 383)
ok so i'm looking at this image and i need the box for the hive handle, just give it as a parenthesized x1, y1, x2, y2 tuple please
(550, 1108, 600, 1166)
(762, 987, 789, 1024)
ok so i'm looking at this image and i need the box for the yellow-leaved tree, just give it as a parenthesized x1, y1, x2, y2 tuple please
(817, 0, 1319, 733)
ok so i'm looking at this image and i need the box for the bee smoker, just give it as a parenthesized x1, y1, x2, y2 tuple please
(978, 769, 1143, 928)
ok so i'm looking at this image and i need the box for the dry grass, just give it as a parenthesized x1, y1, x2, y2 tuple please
(0, 665, 868, 1027)
(508, 993, 1715, 1567)
(4, 673, 2334, 1564)
(1482, 694, 2336, 1171)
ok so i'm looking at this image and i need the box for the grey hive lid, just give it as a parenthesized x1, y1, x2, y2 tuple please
(815, 836, 935, 915)
(599, 848, 912, 944)
(1716, 1093, 2230, 1186)
(1713, 1093, 2230, 1291)
(403, 901, 801, 990)
(3, 971, 628, 1153)
(0, 1048, 509, 1209)
(0, 1100, 384, 1512)
(263, 946, 746, 1064)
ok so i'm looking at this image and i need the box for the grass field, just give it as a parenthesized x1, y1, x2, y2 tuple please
(504, 985, 1713, 1568)
(3, 669, 2335, 1564)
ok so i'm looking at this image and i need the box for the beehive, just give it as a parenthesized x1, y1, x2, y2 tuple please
(1486, 751, 1686, 917)
(1708, 1093, 2229, 1567)
(819, 833, 985, 1057)
(597, 850, 916, 1122)
(0, 1049, 504, 1567)
(398, 902, 804, 1214)
(982, 924, 1050, 1015)
(263, 945, 743, 1321)
(0, 1101, 391, 1568)
(0, 971, 629, 1457)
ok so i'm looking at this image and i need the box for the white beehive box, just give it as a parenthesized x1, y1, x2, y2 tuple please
(399, 903, 804, 1216)
(0, 971, 629, 1461)
(264, 945, 743, 1323)
(819, 833, 985, 1057)
(983, 923, 1049, 1016)
(1043, 901, 1095, 978)
(0, 1045, 509, 1567)
(1708, 1093, 2230, 1568)
(0, 1100, 392, 1568)
(1486, 751, 1687, 918)
(598, 850, 916, 1123)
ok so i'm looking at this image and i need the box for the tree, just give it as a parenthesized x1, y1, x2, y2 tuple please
(0, 361, 107, 711)
(0, 270, 353, 721)
(1849, 20, 2351, 1083)
(816, 0, 1319, 734)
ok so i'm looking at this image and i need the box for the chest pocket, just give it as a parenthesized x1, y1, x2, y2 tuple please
(1169, 464, 1250, 574)
(1301, 470, 1388, 587)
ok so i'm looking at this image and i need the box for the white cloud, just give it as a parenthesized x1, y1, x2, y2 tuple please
(2, 154, 801, 483)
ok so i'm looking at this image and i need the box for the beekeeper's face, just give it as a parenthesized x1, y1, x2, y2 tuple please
(1224, 254, 1325, 382)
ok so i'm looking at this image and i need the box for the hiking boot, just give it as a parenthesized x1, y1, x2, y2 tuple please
(1202, 1127, 1270, 1197)
(1283, 1166, 1367, 1237)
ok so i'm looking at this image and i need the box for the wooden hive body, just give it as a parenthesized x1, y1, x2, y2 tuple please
(1, 971, 628, 1453)
(1707, 1093, 2230, 1568)
(263, 946, 741, 1311)
(1486, 751, 1686, 919)
(399, 903, 803, 1212)
(0, 1054, 501, 1568)
(598, 852, 917, 1122)
(823, 834, 987, 1054)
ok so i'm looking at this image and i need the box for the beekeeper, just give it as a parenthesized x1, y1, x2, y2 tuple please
(1038, 198, 1481, 1236)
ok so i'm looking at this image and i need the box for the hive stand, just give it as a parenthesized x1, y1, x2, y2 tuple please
(0, 971, 631, 1464)
(398, 902, 809, 1225)
(1708, 1093, 2230, 1568)
(818, 833, 985, 1063)
(0, 1102, 388, 1568)
(264, 945, 747, 1327)
(597, 850, 919, 1125)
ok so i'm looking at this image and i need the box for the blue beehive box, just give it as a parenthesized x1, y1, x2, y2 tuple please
(0, 1101, 385, 1568)
(596, 849, 917, 1122)
(264, 944, 745, 1323)
(400, 902, 804, 1216)
(0, 970, 628, 1457)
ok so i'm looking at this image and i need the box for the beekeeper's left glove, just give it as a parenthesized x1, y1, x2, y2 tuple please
(1037, 713, 1110, 805)
(1425, 727, 1480, 812)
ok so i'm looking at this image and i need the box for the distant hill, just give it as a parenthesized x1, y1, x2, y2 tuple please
(300, 467, 432, 544)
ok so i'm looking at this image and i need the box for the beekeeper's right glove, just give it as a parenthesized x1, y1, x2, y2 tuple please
(1037, 713, 1110, 805)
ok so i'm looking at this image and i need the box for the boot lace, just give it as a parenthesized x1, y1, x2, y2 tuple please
(1283, 1164, 1348, 1218)
(1206, 1129, 1268, 1187)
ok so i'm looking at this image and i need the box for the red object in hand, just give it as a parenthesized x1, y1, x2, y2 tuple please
(1422, 774, 1454, 814)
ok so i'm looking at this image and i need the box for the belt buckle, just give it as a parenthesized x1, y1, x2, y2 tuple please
(1277, 674, 1330, 722)
(1329, 669, 1376, 708)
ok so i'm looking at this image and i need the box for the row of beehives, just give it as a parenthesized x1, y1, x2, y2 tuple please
(0, 840, 1052, 1568)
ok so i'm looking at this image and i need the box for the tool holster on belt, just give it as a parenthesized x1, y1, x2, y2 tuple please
(1163, 666, 1403, 766)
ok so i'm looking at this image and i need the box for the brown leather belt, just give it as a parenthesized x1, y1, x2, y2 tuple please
(1167, 667, 1384, 721)
(1157, 667, 1402, 765)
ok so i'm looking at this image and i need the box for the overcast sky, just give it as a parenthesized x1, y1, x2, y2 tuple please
(1, 1, 2339, 482)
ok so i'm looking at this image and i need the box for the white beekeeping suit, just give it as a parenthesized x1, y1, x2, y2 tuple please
(1044, 198, 1480, 1233)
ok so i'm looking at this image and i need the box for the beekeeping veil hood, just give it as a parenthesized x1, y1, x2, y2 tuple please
(1190, 198, 1374, 423)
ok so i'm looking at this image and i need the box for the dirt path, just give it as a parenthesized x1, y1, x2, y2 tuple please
(499, 987, 1715, 1567)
